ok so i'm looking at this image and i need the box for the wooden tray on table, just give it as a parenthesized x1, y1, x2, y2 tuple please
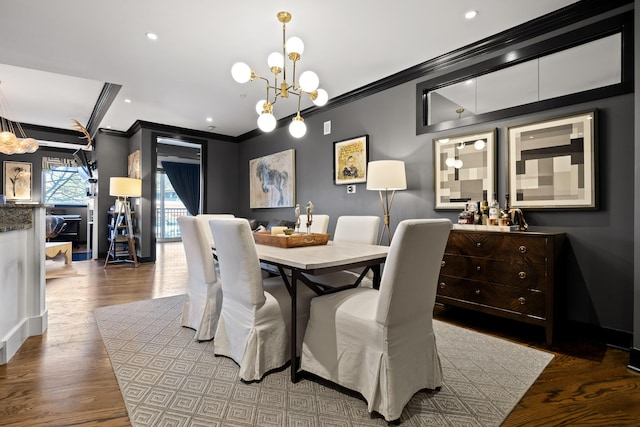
(253, 231, 330, 248)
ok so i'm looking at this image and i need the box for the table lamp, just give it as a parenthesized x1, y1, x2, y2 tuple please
(366, 160, 407, 245)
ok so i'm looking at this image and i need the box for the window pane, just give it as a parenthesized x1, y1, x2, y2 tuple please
(43, 167, 88, 205)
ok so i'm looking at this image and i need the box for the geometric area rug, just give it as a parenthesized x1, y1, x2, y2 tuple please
(94, 295, 554, 427)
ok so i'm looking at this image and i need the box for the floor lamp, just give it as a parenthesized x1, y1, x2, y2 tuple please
(104, 177, 142, 267)
(366, 160, 407, 245)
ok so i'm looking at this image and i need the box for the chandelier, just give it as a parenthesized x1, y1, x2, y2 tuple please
(0, 80, 38, 155)
(231, 11, 328, 138)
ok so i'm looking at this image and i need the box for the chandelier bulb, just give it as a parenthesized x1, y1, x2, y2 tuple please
(311, 88, 329, 106)
(257, 113, 277, 132)
(231, 62, 252, 83)
(255, 100, 267, 115)
(289, 115, 306, 138)
(299, 70, 319, 92)
(23, 138, 39, 153)
(267, 52, 284, 70)
(286, 36, 304, 57)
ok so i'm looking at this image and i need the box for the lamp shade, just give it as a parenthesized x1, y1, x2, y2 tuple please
(366, 160, 407, 190)
(110, 177, 142, 197)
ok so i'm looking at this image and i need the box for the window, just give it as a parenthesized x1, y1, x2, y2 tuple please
(43, 167, 88, 205)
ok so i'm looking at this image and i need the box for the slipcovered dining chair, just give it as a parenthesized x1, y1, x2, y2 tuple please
(196, 213, 235, 276)
(300, 218, 452, 422)
(303, 215, 380, 288)
(177, 216, 223, 341)
(196, 213, 235, 248)
(209, 218, 316, 382)
(308, 214, 329, 234)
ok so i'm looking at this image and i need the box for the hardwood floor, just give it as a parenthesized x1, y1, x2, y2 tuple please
(1, 242, 639, 426)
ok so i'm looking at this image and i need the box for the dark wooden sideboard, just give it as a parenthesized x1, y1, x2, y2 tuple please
(437, 229, 565, 345)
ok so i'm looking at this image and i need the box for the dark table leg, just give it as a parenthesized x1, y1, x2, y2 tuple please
(372, 264, 382, 289)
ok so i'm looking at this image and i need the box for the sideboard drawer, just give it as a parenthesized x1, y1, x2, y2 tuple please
(440, 254, 546, 291)
(446, 231, 548, 262)
(437, 276, 546, 317)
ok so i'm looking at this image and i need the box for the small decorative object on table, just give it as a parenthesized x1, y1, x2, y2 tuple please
(294, 203, 301, 233)
(305, 201, 313, 234)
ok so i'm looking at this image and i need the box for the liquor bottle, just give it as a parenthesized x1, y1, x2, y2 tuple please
(503, 193, 511, 225)
(489, 193, 499, 225)
(480, 200, 489, 225)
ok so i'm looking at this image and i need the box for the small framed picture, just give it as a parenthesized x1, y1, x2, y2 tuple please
(433, 129, 496, 210)
(4, 161, 32, 201)
(333, 135, 369, 185)
(508, 110, 597, 209)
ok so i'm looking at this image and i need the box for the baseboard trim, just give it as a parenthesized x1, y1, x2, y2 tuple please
(562, 320, 632, 350)
(1, 310, 48, 365)
(628, 347, 640, 372)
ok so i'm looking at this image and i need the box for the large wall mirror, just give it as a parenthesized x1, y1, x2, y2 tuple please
(416, 11, 632, 135)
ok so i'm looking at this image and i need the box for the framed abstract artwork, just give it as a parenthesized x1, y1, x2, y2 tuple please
(128, 150, 140, 179)
(433, 129, 496, 210)
(249, 149, 295, 208)
(3, 161, 32, 201)
(333, 135, 369, 185)
(508, 110, 597, 209)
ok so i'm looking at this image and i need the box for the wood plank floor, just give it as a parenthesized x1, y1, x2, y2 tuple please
(1, 242, 639, 426)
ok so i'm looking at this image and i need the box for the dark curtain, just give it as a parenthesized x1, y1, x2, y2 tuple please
(161, 161, 200, 216)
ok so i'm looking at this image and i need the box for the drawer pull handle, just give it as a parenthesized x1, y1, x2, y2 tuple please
(476, 266, 481, 271)
(475, 289, 481, 295)
(441, 260, 446, 268)
(439, 282, 446, 289)
(518, 271, 527, 279)
(519, 245, 527, 254)
(476, 242, 482, 248)
(518, 297, 526, 305)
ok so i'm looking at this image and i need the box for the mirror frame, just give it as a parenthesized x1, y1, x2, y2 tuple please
(416, 11, 633, 135)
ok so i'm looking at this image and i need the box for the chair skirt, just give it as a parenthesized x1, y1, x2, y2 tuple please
(214, 276, 315, 381)
(181, 278, 222, 341)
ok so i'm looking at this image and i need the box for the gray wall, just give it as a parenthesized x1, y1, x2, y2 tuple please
(94, 131, 130, 257)
(234, 62, 635, 341)
(203, 138, 241, 215)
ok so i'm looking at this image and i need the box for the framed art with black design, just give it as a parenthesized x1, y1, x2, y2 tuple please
(333, 135, 369, 185)
(433, 129, 496, 210)
(3, 161, 32, 201)
(508, 110, 597, 209)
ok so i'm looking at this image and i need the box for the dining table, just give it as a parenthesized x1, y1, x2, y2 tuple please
(254, 240, 390, 382)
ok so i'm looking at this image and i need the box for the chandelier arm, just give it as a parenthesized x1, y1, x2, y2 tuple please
(296, 92, 302, 114)
(281, 18, 287, 84)
(291, 59, 298, 91)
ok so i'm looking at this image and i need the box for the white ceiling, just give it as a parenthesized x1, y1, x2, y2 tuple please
(0, 0, 578, 139)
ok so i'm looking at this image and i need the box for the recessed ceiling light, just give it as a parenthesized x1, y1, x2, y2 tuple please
(465, 10, 478, 20)
(146, 32, 158, 40)
(206, 117, 213, 122)
(124, 99, 132, 103)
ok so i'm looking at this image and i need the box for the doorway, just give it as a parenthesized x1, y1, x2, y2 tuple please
(155, 138, 202, 243)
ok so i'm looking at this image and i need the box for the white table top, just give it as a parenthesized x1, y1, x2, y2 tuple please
(255, 240, 389, 272)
